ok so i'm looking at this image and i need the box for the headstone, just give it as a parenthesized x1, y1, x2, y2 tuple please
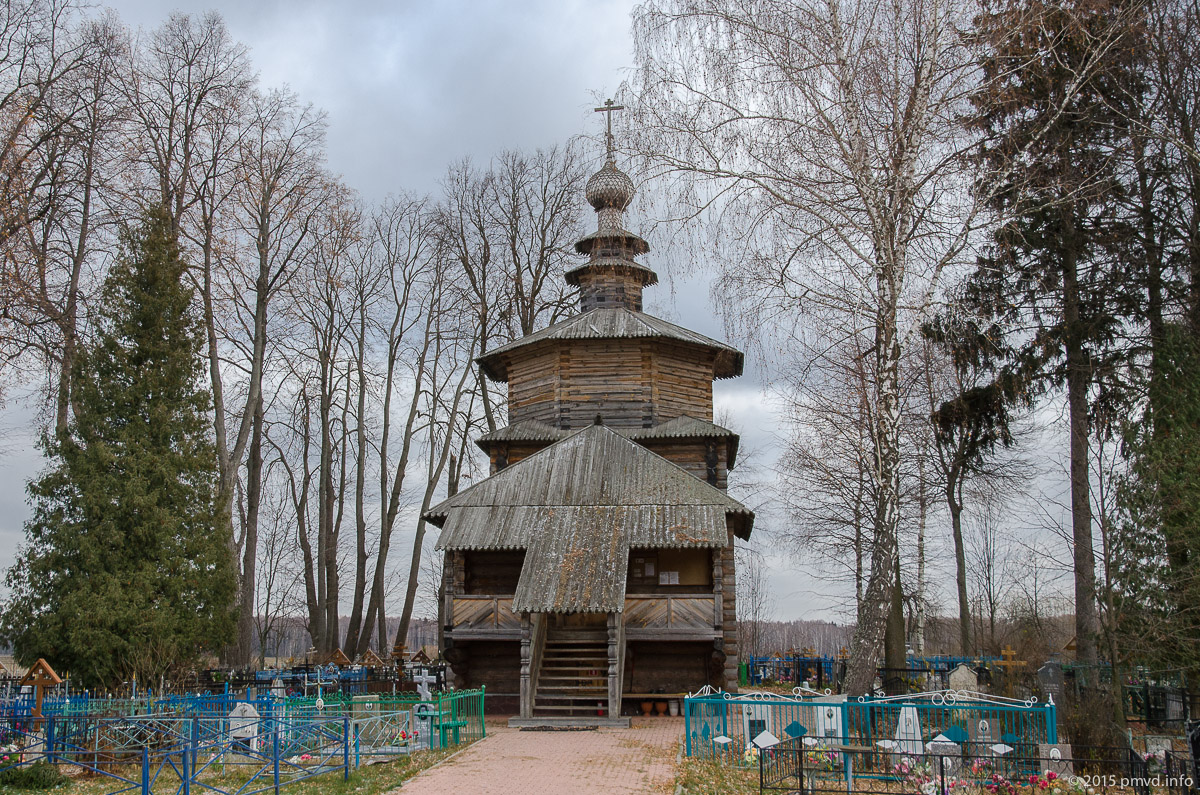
(1037, 662, 1064, 703)
(807, 694, 844, 738)
(1039, 744, 1074, 778)
(968, 715, 995, 755)
(895, 705, 923, 756)
(352, 694, 380, 721)
(948, 663, 977, 692)
(740, 701, 771, 744)
(270, 678, 285, 698)
(229, 702, 261, 751)
(928, 734, 962, 770)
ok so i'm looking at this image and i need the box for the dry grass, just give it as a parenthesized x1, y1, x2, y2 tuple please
(674, 755, 760, 795)
(0, 743, 470, 795)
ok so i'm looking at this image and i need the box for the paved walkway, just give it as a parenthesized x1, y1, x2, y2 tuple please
(390, 717, 682, 794)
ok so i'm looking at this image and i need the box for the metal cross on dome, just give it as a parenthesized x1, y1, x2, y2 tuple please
(594, 98, 624, 159)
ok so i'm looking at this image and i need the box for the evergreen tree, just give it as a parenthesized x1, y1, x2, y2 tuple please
(1115, 325, 1200, 675)
(961, 0, 1144, 665)
(0, 205, 235, 688)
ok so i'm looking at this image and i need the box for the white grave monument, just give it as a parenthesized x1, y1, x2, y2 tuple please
(229, 702, 261, 752)
(895, 705, 924, 756)
(413, 668, 438, 702)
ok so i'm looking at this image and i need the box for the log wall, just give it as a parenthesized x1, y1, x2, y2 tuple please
(505, 340, 716, 429)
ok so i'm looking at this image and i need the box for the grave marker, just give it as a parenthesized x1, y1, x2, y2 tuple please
(19, 659, 62, 725)
(229, 702, 261, 752)
(948, 663, 977, 692)
(1039, 743, 1074, 778)
(1037, 662, 1064, 703)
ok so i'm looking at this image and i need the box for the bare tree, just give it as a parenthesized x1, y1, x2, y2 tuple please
(736, 546, 776, 660)
(632, 0, 986, 693)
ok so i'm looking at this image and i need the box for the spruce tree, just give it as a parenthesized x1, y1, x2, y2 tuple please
(0, 205, 235, 688)
(961, 0, 1143, 666)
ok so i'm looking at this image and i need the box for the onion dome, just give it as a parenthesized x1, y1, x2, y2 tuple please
(586, 160, 635, 212)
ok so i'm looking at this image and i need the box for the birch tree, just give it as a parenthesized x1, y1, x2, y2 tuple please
(632, 0, 984, 693)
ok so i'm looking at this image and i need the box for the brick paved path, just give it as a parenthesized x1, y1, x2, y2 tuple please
(389, 717, 682, 794)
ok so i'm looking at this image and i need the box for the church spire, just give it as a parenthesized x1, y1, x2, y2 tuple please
(567, 98, 657, 312)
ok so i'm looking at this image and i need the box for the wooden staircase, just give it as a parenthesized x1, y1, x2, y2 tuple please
(532, 628, 610, 717)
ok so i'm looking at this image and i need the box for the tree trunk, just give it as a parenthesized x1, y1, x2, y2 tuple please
(1062, 209, 1099, 664)
(948, 472, 971, 655)
(883, 551, 906, 695)
(236, 395, 264, 665)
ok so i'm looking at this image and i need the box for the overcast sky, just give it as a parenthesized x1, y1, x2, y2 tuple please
(0, 0, 867, 623)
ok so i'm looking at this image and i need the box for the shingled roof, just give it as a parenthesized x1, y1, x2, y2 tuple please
(477, 307, 744, 382)
(426, 423, 754, 613)
(475, 415, 741, 468)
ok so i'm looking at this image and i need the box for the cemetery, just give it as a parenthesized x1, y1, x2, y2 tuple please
(0, 657, 483, 793)
(1, 0, 1199, 789)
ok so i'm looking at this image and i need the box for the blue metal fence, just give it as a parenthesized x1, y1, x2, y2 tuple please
(0, 688, 486, 793)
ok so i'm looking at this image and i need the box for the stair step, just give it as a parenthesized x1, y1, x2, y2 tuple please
(540, 677, 604, 686)
(538, 685, 608, 693)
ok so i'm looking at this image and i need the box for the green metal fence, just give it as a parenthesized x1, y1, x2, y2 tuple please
(683, 687, 1056, 758)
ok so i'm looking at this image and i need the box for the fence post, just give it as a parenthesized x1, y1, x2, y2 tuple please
(684, 697, 691, 757)
(481, 686, 487, 739)
(1047, 702, 1058, 744)
(191, 716, 199, 771)
(141, 746, 150, 795)
(343, 717, 350, 780)
(182, 744, 190, 795)
(272, 729, 280, 795)
(45, 716, 55, 766)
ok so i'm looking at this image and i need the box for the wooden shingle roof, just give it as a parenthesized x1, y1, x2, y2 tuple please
(427, 424, 753, 612)
(477, 307, 744, 382)
(475, 415, 741, 468)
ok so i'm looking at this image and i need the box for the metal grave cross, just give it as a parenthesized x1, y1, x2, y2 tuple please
(594, 98, 625, 158)
(413, 667, 438, 701)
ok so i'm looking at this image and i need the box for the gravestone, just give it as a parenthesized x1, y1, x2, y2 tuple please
(1037, 662, 1064, 703)
(895, 705, 924, 756)
(949, 663, 977, 692)
(229, 702, 261, 754)
(1039, 743, 1074, 778)
(352, 693, 380, 721)
(968, 715, 995, 754)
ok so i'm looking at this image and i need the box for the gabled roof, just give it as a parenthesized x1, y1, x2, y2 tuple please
(475, 415, 741, 468)
(477, 307, 744, 382)
(427, 424, 754, 612)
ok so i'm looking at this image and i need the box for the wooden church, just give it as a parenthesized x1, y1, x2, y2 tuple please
(426, 113, 754, 722)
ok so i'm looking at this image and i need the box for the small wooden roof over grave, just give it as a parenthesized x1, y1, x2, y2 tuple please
(20, 659, 62, 719)
(359, 649, 385, 667)
(427, 423, 753, 613)
(20, 658, 62, 688)
(321, 648, 352, 666)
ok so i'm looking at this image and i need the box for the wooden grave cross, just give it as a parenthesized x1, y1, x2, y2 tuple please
(995, 645, 1026, 696)
(20, 658, 62, 722)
